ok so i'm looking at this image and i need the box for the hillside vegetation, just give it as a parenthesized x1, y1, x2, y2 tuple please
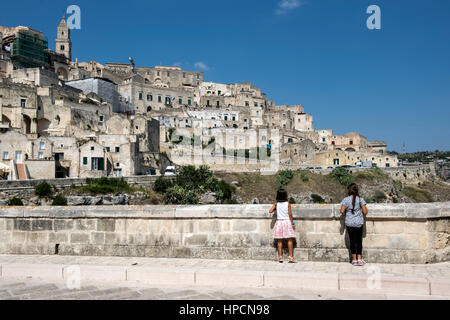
(217, 168, 450, 204)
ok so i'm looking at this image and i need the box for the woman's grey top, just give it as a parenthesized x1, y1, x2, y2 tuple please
(341, 196, 367, 227)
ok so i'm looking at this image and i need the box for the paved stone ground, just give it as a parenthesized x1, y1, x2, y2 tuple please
(0, 255, 449, 300)
(0, 278, 447, 300)
(1, 255, 449, 278)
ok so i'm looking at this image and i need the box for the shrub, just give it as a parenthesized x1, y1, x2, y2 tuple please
(289, 197, 296, 204)
(373, 190, 387, 203)
(78, 178, 132, 195)
(164, 185, 199, 205)
(276, 170, 294, 190)
(35, 181, 53, 198)
(311, 194, 325, 204)
(215, 180, 236, 203)
(52, 194, 68, 206)
(299, 170, 309, 182)
(154, 177, 173, 194)
(8, 197, 23, 206)
(331, 168, 355, 187)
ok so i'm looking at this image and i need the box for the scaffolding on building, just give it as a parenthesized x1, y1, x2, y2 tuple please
(11, 30, 49, 69)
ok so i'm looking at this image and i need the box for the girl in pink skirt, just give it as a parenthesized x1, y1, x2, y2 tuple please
(269, 189, 297, 263)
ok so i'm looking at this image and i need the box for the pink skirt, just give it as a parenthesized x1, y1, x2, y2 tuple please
(273, 220, 296, 239)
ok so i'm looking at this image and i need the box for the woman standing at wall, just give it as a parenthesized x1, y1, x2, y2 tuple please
(340, 183, 368, 266)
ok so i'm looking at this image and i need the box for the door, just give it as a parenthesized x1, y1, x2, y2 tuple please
(15, 151, 22, 163)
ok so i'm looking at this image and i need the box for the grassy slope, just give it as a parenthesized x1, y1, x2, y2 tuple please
(217, 169, 450, 204)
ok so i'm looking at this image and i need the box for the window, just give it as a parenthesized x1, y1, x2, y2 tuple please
(60, 45, 65, 50)
(39, 142, 45, 150)
(332, 141, 335, 145)
(3, 152, 8, 160)
(216, 101, 220, 107)
(167, 72, 170, 77)
(207, 100, 210, 106)
(114, 169, 122, 177)
(183, 73, 186, 78)
(254, 103, 258, 107)
(158, 96, 162, 103)
(322, 138, 326, 142)
(350, 141, 353, 145)
(224, 116, 228, 121)
(178, 98, 182, 104)
(105, 147, 110, 152)
(20, 99, 26, 108)
(139, 93, 143, 100)
(147, 94, 153, 101)
(83, 157, 88, 165)
(232, 116, 236, 121)
(91, 147, 95, 151)
(288, 138, 293, 143)
(38, 152, 44, 159)
(55, 153, 64, 161)
(165, 97, 171, 105)
(245, 101, 249, 107)
(91, 158, 104, 171)
(115, 147, 120, 153)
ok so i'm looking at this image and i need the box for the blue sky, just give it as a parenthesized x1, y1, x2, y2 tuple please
(1, 0, 449, 152)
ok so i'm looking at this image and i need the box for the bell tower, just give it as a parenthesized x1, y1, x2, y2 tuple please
(56, 14, 72, 61)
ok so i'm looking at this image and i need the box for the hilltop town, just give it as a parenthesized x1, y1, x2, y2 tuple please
(0, 16, 398, 181)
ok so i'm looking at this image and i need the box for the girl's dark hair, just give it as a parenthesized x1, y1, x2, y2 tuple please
(276, 189, 288, 202)
(348, 183, 359, 214)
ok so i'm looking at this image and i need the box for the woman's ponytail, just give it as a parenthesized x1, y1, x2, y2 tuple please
(348, 183, 359, 214)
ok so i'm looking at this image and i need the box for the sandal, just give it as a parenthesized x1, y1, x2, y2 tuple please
(288, 256, 297, 264)
(358, 259, 366, 266)
(351, 260, 359, 266)
(278, 256, 283, 263)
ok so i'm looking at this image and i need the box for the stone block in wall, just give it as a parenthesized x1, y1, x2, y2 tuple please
(13, 219, 31, 231)
(11, 231, 26, 244)
(231, 220, 257, 232)
(54, 219, 74, 232)
(97, 219, 115, 232)
(70, 233, 90, 244)
(31, 219, 53, 231)
(370, 221, 405, 234)
(364, 234, 389, 249)
(0, 207, 23, 218)
(91, 232, 105, 245)
(184, 234, 208, 247)
(75, 219, 97, 231)
(387, 234, 426, 250)
(26, 232, 48, 243)
(427, 219, 449, 233)
(292, 204, 334, 218)
(404, 221, 426, 234)
(198, 219, 221, 233)
(0, 231, 11, 243)
(314, 220, 342, 234)
(308, 248, 350, 262)
(126, 219, 150, 234)
(366, 249, 410, 264)
(301, 232, 346, 249)
(48, 232, 69, 244)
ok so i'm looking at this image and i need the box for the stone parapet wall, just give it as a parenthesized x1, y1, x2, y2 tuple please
(0, 203, 448, 264)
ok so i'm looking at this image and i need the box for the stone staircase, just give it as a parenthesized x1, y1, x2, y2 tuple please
(15, 163, 27, 180)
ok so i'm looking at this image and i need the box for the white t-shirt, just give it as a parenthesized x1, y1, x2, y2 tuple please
(276, 202, 290, 220)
